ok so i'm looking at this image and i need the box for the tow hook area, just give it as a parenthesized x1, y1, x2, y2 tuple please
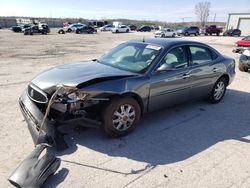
(8, 144, 61, 188)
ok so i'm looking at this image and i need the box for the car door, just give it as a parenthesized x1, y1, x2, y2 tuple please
(187, 45, 221, 99)
(148, 46, 194, 112)
(166, 29, 171, 37)
(120, 26, 126, 32)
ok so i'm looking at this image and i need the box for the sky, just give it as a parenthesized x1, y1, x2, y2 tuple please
(0, 0, 250, 22)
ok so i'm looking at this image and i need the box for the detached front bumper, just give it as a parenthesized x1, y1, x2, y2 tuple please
(19, 89, 102, 149)
(233, 46, 250, 53)
(19, 90, 56, 146)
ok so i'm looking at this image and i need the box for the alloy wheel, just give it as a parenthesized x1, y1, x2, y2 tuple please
(112, 104, 136, 131)
(214, 81, 225, 100)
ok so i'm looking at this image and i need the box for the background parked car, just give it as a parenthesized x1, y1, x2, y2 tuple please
(23, 24, 50, 35)
(137, 25, 151, 32)
(223, 29, 241, 36)
(177, 26, 200, 36)
(75, 26, 97, 34)
(239, 49, 250, 72)
(64, 23, 85, 32)
(129, 25, 137, 31)
(233, 36, 250, 53)
(99, 24, 114, 31)
(10, 24, 31, 32)
(154, 28, 176, 38)
(112, 25, 130, 33)
(205, 25, 223, 36)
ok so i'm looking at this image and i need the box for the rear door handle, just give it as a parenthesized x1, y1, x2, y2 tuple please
(182, 73, 190, 79)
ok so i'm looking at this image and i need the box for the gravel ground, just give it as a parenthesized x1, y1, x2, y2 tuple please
(0, 29, 249, 188)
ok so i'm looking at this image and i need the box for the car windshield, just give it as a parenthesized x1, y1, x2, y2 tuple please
(97, 43, 162, 73)
(243, 36, 250, 41)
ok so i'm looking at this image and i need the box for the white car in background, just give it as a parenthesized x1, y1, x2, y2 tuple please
(112, 25, 130, 33)
(100, 24, 114, 31)
(154, 28, 176, 38)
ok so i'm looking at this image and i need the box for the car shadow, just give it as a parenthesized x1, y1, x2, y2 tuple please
(53, 88, 250, 167)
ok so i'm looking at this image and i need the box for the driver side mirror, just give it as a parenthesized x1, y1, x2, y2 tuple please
(156, 63, 175, 72)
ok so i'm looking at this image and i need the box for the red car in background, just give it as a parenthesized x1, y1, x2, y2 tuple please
(233, 36, 250, 53)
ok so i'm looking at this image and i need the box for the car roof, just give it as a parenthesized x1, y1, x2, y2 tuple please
(129, 38, 206, 48)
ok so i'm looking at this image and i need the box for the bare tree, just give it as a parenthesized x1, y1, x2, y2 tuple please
(195, 1, 211, 27)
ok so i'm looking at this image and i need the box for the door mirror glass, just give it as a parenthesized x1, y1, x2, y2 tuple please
(156, 63, 175, 72)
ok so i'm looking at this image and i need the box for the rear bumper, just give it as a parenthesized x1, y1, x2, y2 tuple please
(19, 90, 55, 146)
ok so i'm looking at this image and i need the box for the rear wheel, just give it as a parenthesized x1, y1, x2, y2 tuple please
(102, 97, 141, 137)
(208, 77, 227, 103)
(126, 29, 129, 33)
(161, 34, 165, 38)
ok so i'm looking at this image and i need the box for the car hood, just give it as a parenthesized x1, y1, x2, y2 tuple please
(31, 61, 138, 93)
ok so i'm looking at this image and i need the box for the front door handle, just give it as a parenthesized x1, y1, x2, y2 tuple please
(182, 73, 190, 79)
(213, 68, 219, 72)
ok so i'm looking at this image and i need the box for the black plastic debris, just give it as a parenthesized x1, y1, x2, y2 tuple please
(9, 144, 61, 188)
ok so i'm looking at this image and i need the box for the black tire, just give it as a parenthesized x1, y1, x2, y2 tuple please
(126, 29, 129, 33)
(116, 30, 119, 33)
(161, 34, 165, 38)
(68, 28, 72, 33)
(172, 33, 176, 37)
(216, 33, 219, 36)
(208, 77, 227, 104)
(102, 97, 141, 137)
(184, 32, 188, 36)
(239, 63, 247, 72)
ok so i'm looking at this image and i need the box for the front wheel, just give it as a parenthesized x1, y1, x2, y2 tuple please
(208, 77, 227, 103)
(239, 63, 247, 72)
(102, 97, 141, 137)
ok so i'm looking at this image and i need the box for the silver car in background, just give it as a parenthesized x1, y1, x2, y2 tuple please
(154, 28, 176, 38)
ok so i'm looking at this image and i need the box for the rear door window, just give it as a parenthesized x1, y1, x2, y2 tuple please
(190, 46, 212, 65)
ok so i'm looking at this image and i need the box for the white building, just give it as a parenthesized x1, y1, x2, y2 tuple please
(226, 13, 250, 36)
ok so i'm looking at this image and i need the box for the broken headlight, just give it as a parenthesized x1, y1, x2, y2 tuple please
(54, 85, 88, 103)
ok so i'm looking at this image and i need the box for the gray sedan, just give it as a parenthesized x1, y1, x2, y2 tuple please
(19, 38, 235, 146)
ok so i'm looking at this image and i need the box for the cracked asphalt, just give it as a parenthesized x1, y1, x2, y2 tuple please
(0, 29, 249, 188)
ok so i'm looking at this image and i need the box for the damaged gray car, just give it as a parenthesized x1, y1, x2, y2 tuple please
(19, 38, 235, 147)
